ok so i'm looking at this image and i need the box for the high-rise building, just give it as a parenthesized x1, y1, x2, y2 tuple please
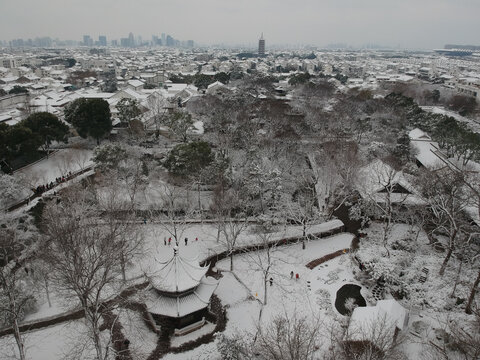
(99, 35, 107, 46)
(166, 35, 174, 47)
(258, 33, 265, 56)
(128, 32, 135, 47)
(83, 35, 92, 46)
(161, 33, 166, 45)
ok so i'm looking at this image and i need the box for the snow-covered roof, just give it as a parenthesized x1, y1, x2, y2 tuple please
(144, 277, 218, 318)
(357, 160, 423, 205)
(146, 246, 209, 293)
(346, 299, 408, 343)
(409, 128, 431, 141)
(127, 79, 145, 88)
(207, 80, 224, 89)
(409, 129, 447, 170)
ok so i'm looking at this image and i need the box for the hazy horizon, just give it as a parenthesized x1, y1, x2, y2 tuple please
(1, 0, 480, 49)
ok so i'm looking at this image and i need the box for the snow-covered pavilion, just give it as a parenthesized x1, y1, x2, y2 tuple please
(143, 246, 219, 335)
(344, 299, 409, 354)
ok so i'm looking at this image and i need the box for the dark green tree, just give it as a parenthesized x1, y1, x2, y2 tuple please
(8, 86, 28, 95)
(64, 98, 112, 144)
(288, 72, 311, 86)
(21, 112, 69, 156)
(194, 74, 215, 89)
(214, 72, 230, 84)
(115, 98, 141, 126)
(5, 125, 41, 160)
(392, 133, 411, 164)
(0, 123, 40, 172)
(164, 141, 214, 176)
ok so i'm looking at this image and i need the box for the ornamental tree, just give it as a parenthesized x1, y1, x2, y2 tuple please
(64, 98, 112, 144)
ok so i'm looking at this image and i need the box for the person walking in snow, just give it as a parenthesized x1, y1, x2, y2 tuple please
(164, 237, 167, 246)
(168, 237, 172, 246)
(185, 237, 188, 246)
(269, 277, 273, 286)
(295, 273, 299, 281)
(290, 271, 294, 279)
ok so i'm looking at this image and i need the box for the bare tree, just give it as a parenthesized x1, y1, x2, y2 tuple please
(216, 312, 323, 360)
(254, 312, 323, 360)
(146, 92, 168, 133)
(220, 217, 249, 272)
(0, 218, 37, 360)
(282, 170, 321, 241)
(419, 169, 470, 275)
(422, 311, 480, 360)
(354, 160, 409, 257)
(247, 231, 282, 307)
(95, 179, 144, 282)
(465, 247, 480, 314)
(42, 186, 135, 360)
(153, 183, 192, 245)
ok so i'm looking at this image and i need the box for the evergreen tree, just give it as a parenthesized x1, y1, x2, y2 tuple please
(65, 98, 112, 144)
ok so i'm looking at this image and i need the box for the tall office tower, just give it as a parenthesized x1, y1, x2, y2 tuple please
(128, 32, 135, 47)
(166, 35, 174, 47)
(99, 35, 107, 46)
(258, 33, 265, 56)
(83, 35, 91, 46)
(161, 33, 166, 45)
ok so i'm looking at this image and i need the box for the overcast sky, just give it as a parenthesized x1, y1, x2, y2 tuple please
(1, 0, 479, 49)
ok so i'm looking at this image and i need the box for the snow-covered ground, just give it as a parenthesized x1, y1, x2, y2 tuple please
(2, 220, 471, 359)
(163, 232, 355, 360)
(0, 319, 102, 360)
(0, 222, 351, 360)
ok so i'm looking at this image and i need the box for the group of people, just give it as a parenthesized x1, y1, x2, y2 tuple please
(268, 271, 300, 287)
(163, 236, 199, 246)
(33, 172, 73, 195)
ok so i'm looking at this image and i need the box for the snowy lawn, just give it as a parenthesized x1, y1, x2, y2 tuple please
(0, 320, 107, 360)
(3, 222, 350, 360)
(161, 232, 355, 360)
(128, 220, 344, 279)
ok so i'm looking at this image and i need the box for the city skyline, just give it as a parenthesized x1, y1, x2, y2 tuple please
(1, 0, 480, 49)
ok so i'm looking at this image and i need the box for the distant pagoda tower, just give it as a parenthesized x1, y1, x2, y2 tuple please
(144, 246, 219, 335)
(258, 33, 265, 57)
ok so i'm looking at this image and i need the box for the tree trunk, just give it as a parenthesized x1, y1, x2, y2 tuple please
(197, 182, 201, 215)
(264, 277, 268, 306)
(382, 218, 391, 258)
(120, 252, 126, 282)
(93, 325, 104, 360)
(13, 318, 26, 360)
(230, 253, 234, 271)
(45, 277, 52, 307)
(439, 229, 457, 276)
(450, 259, 463, 298)
(439, 247, 454, 276)
(86, 310, 104, 360)
(465, 269, 480, 314)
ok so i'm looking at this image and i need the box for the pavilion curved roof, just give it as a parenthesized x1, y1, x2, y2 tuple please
(146, 246, 209, 293)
